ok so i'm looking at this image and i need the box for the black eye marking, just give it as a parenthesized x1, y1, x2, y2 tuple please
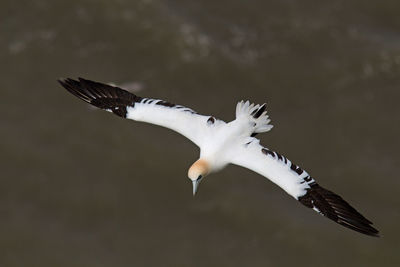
(197, 175, 203, 181)
(207, 116, 215, 124)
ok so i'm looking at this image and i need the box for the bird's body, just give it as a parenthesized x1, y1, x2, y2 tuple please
(59, 77, 379, 237)
(196, 118, 254, 172)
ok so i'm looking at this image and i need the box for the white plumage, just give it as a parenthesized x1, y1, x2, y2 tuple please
(59, 77, 379, 237)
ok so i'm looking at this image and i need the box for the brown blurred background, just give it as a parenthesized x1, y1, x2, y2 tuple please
(1, 0, 399, 266)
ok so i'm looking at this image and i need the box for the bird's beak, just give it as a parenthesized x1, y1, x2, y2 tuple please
(192, 180, 200, 196)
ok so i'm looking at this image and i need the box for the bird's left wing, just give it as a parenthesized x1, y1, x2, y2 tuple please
(230, 139, 379, 236)
(59, 78, 221, 147)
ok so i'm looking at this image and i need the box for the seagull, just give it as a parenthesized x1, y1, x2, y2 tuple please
(59, 77, 379, 237)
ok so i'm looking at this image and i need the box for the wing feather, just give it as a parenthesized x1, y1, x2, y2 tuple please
(231, 140, 379, 237)
(59, 78, 222, 146)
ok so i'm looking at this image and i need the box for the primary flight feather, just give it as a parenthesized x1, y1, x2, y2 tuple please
(59, 77, 379, 237)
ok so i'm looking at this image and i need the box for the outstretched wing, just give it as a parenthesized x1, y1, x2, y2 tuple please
(59, 78, 223, 146)
(230, 139, 379, 237)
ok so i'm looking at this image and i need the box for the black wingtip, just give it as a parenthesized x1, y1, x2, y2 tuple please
(57, 78, 68, 88)
(58, 77, 140, 118)
(298, 184, 380, 237)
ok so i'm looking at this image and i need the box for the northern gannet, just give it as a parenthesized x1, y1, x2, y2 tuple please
(59, 78, 379, 237)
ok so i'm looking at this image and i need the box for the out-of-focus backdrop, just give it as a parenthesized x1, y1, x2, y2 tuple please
(1, 0, 399, 266)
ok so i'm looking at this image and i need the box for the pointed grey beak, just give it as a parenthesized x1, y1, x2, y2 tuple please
(192, 180, 200, 196)
(191, 175, 203, 196)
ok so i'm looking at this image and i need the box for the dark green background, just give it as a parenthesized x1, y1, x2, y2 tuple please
(1, 0, 399, 266)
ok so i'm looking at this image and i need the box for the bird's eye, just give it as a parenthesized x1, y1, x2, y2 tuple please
(197, 175, 203, 181)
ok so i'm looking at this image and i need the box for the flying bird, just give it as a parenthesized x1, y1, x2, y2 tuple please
(59, 77, 379, 237)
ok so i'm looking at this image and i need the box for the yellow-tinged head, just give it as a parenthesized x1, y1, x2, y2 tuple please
(188, 159, 210, 196)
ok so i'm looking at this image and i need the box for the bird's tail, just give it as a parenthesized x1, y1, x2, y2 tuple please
(236, 100, 273, 134)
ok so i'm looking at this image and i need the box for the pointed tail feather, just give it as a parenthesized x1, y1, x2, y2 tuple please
(236, 100, 273, 134)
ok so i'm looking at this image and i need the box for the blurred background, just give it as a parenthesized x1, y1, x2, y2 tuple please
(1, 0, 399, 266)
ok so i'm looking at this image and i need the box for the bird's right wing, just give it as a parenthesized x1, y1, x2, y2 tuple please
(59, 78, 224, 147)
(230, 139, 379, 236)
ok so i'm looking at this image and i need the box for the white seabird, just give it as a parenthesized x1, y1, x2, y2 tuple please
(59, 77, 379, 237)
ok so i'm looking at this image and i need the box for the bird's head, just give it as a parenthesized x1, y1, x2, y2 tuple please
(188, 159, 210, 196)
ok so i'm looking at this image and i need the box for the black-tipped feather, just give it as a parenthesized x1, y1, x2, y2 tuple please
(298, 184, 379, 237)
(59, 78, 189, 118)
(253, 103, 267, 119)
(59, 78, 141, 118)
